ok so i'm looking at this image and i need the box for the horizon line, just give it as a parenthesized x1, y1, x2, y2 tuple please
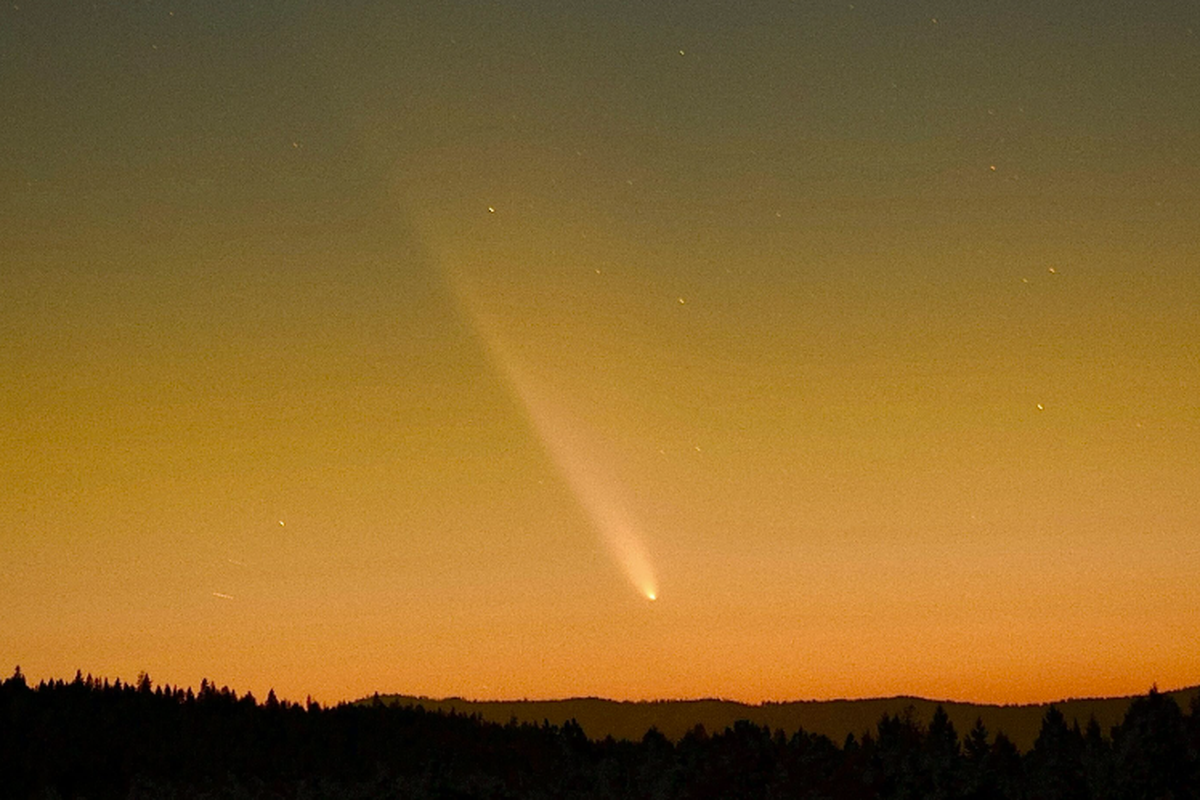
(11, 666, 1193, 711)
(368, 682, 1197, 710)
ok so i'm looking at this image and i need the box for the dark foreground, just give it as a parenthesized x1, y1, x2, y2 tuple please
(2, 669, 1198, 799)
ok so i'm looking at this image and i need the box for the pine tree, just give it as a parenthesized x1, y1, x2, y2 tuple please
(1111, 687, 1189, 799)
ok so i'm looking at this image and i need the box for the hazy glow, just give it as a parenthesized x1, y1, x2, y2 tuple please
(449, 273, 659, 602)
(4, 1, 1199, 707)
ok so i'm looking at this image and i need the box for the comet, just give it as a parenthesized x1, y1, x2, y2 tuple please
(496, 348, 660, 602)
(447, 271, 660, 602)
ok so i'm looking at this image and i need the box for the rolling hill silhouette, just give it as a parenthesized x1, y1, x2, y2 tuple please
(369, 685, 1200, 751)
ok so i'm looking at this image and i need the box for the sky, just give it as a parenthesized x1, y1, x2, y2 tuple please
(2, 1, 1198, 707)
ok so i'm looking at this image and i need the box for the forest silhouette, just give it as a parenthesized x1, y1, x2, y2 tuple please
(366, 688, 1200, 754)
(3, 667, 1198, 799)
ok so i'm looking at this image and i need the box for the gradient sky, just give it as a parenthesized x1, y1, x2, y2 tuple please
(3, 1, 1198, 706)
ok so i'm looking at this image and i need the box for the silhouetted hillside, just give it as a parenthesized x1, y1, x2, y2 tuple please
(370, 685, 1200, 751)
(6, 668, 1200, 798)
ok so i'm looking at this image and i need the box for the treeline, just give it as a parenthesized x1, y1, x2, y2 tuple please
(2, 667, 1198, 799)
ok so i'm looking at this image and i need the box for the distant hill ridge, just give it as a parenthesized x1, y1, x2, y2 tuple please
(367, 685, 1200, 751)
